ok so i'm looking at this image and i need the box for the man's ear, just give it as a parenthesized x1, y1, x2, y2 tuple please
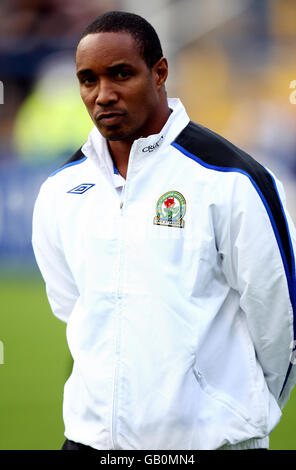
(153, 57, 168, 90)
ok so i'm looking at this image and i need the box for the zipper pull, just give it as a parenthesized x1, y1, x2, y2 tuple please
(119, 184, 125, 211)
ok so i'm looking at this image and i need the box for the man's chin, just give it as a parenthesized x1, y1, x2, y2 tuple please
(96, 125, 135, 142)
(105, 134, 128, 142)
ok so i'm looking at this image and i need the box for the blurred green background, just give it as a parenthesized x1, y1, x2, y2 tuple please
(0, 276, 71, 450)
(0, 276, 295, 450)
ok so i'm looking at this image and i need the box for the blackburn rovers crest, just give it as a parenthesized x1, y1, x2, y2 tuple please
(153, 191, 186, 228)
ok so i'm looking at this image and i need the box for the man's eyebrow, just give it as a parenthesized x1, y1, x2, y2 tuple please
(76, 63, 133, 78)
(76, 69, 93, 78)
(106, 62, 133, 71)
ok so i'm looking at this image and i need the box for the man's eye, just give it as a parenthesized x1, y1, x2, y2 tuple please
(115, 70, 131, 80)
(81, 77, 96, 85)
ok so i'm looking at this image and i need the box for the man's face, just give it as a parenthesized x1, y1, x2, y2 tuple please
(76, 32, 167, 142)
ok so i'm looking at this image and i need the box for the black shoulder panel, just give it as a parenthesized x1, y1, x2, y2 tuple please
(49, 146, 87, 177)
(174, 121, 294, 292)
(175, 121, 266, 175)
(59, 146, 85, 168)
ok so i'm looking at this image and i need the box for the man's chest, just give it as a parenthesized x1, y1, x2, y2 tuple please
(56, 170, 221, 297)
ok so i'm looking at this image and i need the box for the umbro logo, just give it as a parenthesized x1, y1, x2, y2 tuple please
(67, 183, 95, 194)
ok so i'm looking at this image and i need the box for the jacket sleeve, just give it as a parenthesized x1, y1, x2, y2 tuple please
(219, 171, 296, 409)
(32, 182, 79, 323)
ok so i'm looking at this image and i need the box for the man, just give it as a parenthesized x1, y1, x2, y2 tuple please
(32, 11, 296, 450)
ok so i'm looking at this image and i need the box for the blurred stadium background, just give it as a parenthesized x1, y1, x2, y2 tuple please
(0, 0, 295, 450)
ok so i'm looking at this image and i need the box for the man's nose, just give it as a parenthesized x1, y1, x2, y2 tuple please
(95, 79, 118, 106)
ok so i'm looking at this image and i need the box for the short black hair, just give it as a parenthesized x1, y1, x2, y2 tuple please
(78, 11, 163, 69)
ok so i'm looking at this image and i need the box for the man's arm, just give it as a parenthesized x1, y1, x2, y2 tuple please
(32, 182, 79, 323)
(219, 171, 296, 409)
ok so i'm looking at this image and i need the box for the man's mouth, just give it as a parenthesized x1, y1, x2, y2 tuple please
(95, 111, 126, 126)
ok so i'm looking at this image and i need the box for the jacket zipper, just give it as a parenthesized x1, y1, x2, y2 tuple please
(111, 182, 126, 449)
(111, 141, 138, 448)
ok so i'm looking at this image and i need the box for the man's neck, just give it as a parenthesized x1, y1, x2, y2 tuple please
(107, 140, 132, 180)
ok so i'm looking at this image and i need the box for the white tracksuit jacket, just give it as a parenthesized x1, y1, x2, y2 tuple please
(32, 98, 296, 450)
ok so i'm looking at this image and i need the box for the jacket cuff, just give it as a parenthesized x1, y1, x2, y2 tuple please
(219, 436, 269, 450)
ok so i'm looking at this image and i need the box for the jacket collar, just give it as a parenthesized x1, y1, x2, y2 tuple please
(81, 98, 190, 169)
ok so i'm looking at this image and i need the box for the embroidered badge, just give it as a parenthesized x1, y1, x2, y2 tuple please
(153, 191, 186, 228)
(67, 183, 95, 194)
